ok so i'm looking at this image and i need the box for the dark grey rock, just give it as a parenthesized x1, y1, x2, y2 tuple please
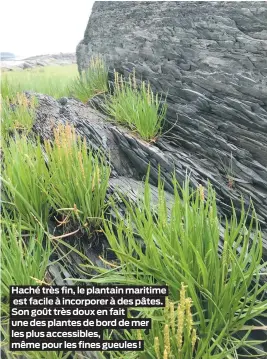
(1, 67, 13, 72)
(22, 62, 33, 69)
(76, 1, 267, 254)
(36, 61, 46, 66)
(58, 97, 68, 106)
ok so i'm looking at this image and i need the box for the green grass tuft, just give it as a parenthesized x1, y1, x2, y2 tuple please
(2, 135, 51, 229)
(104, 69, 167, 141)
(1, 212, 51, 310)
(1, 93, 37, 139)
(69, 55, 108, 102)
(44, 124, 111, 229)
(1, 209, 53, 356)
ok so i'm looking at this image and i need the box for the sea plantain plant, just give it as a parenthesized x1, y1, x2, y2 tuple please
(1, 93, 37, 139)
(1, 210, 52, 317)
(70, 55, 108, 102)
(0, 208, 54, 357)
(104, 69, 167, 141)
(44, 124, 110, 229)
(87, 170, 267, 358)
(100, 284, 200, 359)
(1, 134, 50, 229)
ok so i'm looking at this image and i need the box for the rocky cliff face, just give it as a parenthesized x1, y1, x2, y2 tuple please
(77, 2, 267, 252)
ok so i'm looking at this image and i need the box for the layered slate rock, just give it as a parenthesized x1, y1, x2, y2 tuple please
(76, 1, 267, 248)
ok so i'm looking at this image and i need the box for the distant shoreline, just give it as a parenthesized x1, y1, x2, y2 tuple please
(1, 53, 76, 70)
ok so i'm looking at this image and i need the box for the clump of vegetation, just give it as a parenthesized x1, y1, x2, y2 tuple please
(1, 93, 37, 138)
(0, 208, 54, 357)
(219, 152, 236, 189)
(1, 123, 110, 231)
(70, 55, 108, 102)
(107, 284, 199, 359)
(1, 211, 52, 315)
(2, 135, 51, 229)
(44, 124, 110, 229)
(88, 171, 267, 358)
(104, 69, 167, 141)
(152, 287, 198, 359)
(1, 76, 18, 99)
